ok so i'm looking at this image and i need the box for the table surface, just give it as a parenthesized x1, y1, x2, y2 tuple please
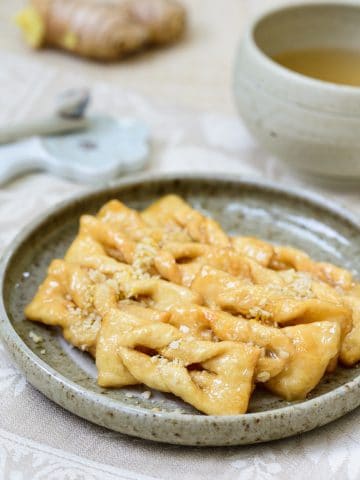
(1, 2, 360, 480)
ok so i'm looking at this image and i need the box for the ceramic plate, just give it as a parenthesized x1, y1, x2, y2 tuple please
(1, 173, 360, 446)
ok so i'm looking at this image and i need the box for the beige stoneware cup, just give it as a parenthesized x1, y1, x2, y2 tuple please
(234, 1, 360, 184)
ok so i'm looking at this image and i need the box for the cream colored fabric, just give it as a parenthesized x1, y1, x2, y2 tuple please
(1, 6, 360, 478)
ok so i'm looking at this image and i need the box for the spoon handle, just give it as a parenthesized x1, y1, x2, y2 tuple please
(0, 116, 89, 145)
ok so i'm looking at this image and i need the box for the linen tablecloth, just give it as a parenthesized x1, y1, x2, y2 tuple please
(1, 54, 360, 480)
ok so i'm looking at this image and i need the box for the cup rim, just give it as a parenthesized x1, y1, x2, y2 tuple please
(247, 0, 360, 95)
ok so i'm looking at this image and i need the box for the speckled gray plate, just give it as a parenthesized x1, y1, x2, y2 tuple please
(1, 173, 360, 446)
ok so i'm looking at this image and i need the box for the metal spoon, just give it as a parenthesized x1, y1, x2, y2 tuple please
(0, 88, 91, 145)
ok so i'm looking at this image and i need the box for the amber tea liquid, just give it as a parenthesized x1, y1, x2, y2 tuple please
(273, 48, 360, 86)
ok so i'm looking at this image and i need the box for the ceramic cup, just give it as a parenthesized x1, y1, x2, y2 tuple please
(234, 1, 360, 184)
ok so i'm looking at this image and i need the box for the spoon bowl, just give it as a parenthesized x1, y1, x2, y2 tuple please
(56, 88, 91, 119)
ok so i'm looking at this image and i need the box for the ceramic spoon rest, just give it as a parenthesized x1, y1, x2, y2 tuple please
(0, 116, 150, 184)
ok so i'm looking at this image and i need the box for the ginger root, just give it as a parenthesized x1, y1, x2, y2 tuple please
(16, 0, 186, 61)
(16, 6, 45, 48)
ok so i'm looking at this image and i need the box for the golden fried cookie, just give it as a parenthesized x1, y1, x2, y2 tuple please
(142, 194, 230, 246)
(266, 321, 341, 400)
(191, 265, 351, 328)
(95, 283, 259, 414)
(25, 260, 101, 355)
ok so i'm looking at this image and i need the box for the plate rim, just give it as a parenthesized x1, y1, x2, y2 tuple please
(1, 172, 360, 445)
